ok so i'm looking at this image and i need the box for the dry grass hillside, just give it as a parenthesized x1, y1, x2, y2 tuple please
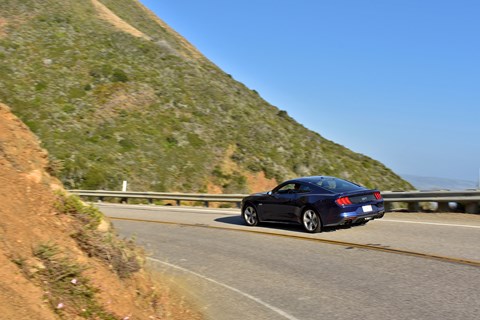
(0, 102, 202, 319)
(0, 0, 413, 193)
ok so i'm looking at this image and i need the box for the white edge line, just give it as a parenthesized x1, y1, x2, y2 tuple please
(380, 219, 480, 229)
(147, 257, 301, 320)
(95, 203, 239, 215)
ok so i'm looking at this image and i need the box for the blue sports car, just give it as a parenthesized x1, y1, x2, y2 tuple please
(241, 176, 384, 233)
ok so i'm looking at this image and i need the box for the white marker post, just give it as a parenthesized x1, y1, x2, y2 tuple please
(121, 180, 128, 204)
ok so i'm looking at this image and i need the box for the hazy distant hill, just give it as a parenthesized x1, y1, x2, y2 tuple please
(0, 0, 413, 193)
(401, 174, 477, 191)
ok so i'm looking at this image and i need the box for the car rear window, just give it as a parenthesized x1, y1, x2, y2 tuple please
(313, 177, 364, 193)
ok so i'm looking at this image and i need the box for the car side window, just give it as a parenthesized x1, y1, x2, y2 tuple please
(296, 183, 311, 194)
(276, 183, 296, 194)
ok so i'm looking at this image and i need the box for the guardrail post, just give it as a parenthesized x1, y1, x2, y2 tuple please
(465, 203, 479, 214)
(408, 202, 420, 212)
(204, 201, 209, 208)
(121, 197, 128, 204)
(148, 198, 154, 205)
(384, 202, 392, 212)
(176, 199, 181, 206)
(437, 202, 450, 212)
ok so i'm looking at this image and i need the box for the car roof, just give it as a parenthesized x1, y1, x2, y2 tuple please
(286, 176, 337, 183)
(300, 175, 337, 181)
(278, 176, 338, 187)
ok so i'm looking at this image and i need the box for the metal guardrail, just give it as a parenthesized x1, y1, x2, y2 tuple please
(69, 190, 245, 207)
(380, 190, 480, 213)
(69, 189, 480, 214)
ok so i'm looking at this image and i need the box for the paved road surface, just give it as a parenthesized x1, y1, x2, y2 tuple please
(97, 204, 480, 320)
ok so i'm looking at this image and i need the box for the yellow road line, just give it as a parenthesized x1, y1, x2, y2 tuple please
(110, 216, 480, 268)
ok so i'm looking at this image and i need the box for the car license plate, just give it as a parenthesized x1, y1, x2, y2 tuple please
(362, 205, 373, 213)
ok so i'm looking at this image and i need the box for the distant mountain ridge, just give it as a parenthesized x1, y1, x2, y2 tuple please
(0, 0, 413, 193)
(401, 174, 477, 191)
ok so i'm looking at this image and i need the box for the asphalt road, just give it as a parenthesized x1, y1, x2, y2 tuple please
(97, 204, 480, 320)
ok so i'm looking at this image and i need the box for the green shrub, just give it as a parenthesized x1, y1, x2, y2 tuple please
(111, 68, 129, 83)
(55, 192, 142, 278)
(55, 192, 102, 229)
(32, 243, 118, 320)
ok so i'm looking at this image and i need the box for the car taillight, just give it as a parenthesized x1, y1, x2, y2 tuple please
(374, 192, 382, 200)
(336, 196, 352, 206)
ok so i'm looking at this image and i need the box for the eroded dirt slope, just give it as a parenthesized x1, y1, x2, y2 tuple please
(0, 102, 202, 319)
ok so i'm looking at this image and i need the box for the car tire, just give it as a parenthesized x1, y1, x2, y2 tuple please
(242, 204, 259, 226)
(302, 208, 322, 233)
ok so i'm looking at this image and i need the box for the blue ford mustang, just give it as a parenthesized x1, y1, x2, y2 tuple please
(241, 176, 385, 233)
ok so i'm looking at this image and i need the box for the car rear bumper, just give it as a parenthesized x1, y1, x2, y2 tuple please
(324, 205, 385, 226)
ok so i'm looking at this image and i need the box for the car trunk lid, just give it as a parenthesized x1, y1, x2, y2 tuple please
(338, 190, 381, 205)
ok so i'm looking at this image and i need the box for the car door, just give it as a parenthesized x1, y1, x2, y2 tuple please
(262, 183, 298, 221)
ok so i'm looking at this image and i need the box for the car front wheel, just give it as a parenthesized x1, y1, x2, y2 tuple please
(242, 205, 259, 226)
(302, 208, 322, 233)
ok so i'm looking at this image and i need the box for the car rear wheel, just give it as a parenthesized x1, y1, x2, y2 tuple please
(302, 208, 322, 233)
(243, 205, 259, 226)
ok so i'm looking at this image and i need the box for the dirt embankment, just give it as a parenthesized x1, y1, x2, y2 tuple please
(0, 102, 202, 319)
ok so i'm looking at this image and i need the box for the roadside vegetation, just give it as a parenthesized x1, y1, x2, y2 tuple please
(55, 192, 142, 278)
(0, 0, 413, 192)
(10, 191, 179, 319)
(11, 193, 148, 319)
(32, 243, 118, 319)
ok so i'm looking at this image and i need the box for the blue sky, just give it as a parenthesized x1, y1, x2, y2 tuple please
(139, 0, 480, 182)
